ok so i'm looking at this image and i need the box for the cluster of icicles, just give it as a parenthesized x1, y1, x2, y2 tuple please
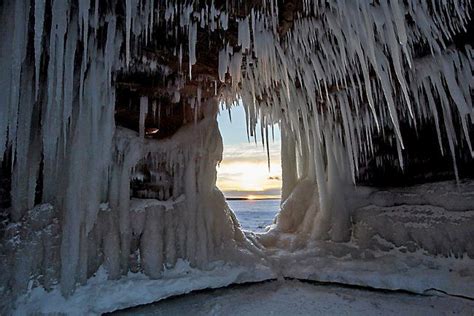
(220, 0, 474, 184)
(0, 0, 473, 296)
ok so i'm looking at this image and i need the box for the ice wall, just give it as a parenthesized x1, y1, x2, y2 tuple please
(0, 0, 248, 308)
(1, 0, 117, 302)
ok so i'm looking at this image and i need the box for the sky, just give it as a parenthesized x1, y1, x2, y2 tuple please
(217, 103, 282, 199)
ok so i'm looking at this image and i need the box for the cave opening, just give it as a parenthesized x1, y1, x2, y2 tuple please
(216, 101, 282, 233)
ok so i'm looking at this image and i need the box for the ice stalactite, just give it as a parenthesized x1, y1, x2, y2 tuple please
(238, 17, 251, 52)
(226, 0, 474, 243)
(0, 0, 126, 300)
(126, 0, 133, 68)
(139, 97, 149, 138)
(188, 22, 197, 79)
(33, 0, 45, 99)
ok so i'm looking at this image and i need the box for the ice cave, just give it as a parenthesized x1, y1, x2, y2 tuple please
(0, 0, 473, 314)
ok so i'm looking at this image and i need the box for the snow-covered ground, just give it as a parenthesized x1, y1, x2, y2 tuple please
(113, 279, 474, 315)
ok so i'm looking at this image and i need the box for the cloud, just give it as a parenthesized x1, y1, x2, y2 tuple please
(221, 142, 281, 160)
(222, 188, 282, 199)
(219, 143, 281, 173)
(216, 141, 282, 197)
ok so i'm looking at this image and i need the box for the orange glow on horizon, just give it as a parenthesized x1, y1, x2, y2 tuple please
(216, 142, 282, 199)
(217, 160, 282, 196)
(244, 194, 280, 200)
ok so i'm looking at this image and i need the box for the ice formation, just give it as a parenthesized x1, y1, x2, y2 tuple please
(0, 0, 473, 313)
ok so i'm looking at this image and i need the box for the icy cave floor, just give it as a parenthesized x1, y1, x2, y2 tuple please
(113, 279, 474, 316)
(14, 247, 474, 315)
(14, 234, 474, 315)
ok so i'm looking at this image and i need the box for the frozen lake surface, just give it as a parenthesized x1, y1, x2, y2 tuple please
(227, 199, 280, 232)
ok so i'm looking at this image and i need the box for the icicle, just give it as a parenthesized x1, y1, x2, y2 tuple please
(265, 125, 271, 171)
(152, 100, 157, 124)
(220, 12, 228, 30)
(140, 97, 148, 138)
(125, 0, 132, 67)
(238, 17, 251, 51)
(218, 47, 229, 82)
(188, 22, 197, 79)
(93, 0, 99, 34)
(34, 0, 45, 99)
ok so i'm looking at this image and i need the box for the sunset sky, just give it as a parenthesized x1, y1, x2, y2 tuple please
(217, 104, 282, 199)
